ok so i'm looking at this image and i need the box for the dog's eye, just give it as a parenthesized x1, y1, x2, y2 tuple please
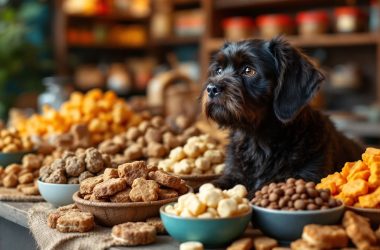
(243, 66, 255, 77)
(216, 67, 223, 75)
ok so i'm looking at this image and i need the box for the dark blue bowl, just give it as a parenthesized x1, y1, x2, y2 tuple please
(160, 203, 252, 248)
(0, 151, 33, 167)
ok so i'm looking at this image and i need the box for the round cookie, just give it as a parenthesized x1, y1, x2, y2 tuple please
(112, 222, 156, 246)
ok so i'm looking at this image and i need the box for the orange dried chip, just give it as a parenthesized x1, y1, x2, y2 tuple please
(342, 179, 368, 198)
(362, 153, 380, 165)
(347, 170, 370, 182)
(368, 162, 380, 189)
(341, 162, 355, 178)
(358, 187, 380, 208)
(316, 181, 338, 195)
(364, 147, 380, 155)
(347, 161, 368, 180)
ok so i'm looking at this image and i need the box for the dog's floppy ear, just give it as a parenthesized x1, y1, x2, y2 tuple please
(266, 37, 325, 123)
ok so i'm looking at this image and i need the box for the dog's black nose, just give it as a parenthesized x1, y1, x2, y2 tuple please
(207, 84, 221, 98)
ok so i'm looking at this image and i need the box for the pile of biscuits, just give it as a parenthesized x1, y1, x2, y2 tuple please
(98, 116, 200, 165)
(79, 161, 188, 202)
(251, 178, 342, 210)
(158, 135, 225, 175)
(40, 148, 113, 184)
(317, 147, 380, 207)
(227, 237, 279, 250)
(0, 154, 44, 195)
(291, 211, 380, 250)
(48, 204, 95, 233)
(0, 128, 33, 153)
(164, 183, 250, 218)
(17, 89, 140, 144)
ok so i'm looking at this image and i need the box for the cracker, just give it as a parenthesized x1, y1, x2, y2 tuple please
(118, 161, 149, 186)
(146, 217, 165, 234)
(79, 175, 103, 195)
(110, 189, 132, 203)
(56, 211, 94, 233)
(302, 224, 348, 249)
(253, 236, 278, 250)
(129, 178, 159, 202)
(158, 188, 178, 200)
(111, 222, 156, 246)
(148, 170, 182, 189)
(93, 178, 127, 199)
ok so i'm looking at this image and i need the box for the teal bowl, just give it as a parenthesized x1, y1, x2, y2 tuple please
(251, 204, 345, 244)
(0, 151, 32, 167)
(160, 203, 252, 247)
(38, 180, 79, 207)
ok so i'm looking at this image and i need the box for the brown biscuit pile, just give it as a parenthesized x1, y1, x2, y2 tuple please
(98, 116, 200, 166)
(0, 128, 33, 153)
(79, 161, 188, 203)
(47, 204, 95, 233)
(40, 147, 113, 184)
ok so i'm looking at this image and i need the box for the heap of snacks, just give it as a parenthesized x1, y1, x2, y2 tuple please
(79, 161, 188, 202)
(158, 135, 225, 175)
(98, 116, 200, 165)
(251, 178, 342, 210)
(0, 154, 44, 195)
(17, 89, 140, 144)
(291, 211, 380, 250)
(0, 128, 33, 153)
(164, 183, 250, 218)
(317, 147, 380, 208)
(39, 148, 112, 184)
(227, 237, 279, 250)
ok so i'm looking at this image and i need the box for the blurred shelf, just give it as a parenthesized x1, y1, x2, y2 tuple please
(215, 0, 369, 10)
(335, 121, 380, 137)
(205, 33, 379, 52)
(152, 36, 200, 46)
(68, 43, 147, 50)
(66, 13, 149, 22)
(173, 0, 200, 5)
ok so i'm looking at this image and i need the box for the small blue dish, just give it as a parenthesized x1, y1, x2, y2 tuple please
(160, 203, 252, 248)
(38, 180, 79, 207)
(251, 204, 345, 243)
(0, 151, 33, 167)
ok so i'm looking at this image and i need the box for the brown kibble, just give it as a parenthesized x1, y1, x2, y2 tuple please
(295, 179, 305, 185)
(126, 127, 141, 141)
(295, 185, 306, 194)
(294, 199, 306, 210)
(286, 178, 296, 184)
(274, 189, 284, 196)
(260, 199, 269, 207)
(269, 193, 279, 202)
(261, 185, 269, 193)
(306, 188, 318, 198)
(328, 198, 338, 207)
(124, 144, 143, 161)
(300, 194, 307, 199)
(285, 188, 295, 196)
(307, 203, 318, 210)
(315, 197, 323, 206)
(144, 128, 162, 143)
(305, 182, 315, 188)
(291, 193, 300, 201)
(320, 190, 330, 201)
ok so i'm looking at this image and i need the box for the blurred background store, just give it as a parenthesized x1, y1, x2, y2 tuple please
(1, 0, 380, 145)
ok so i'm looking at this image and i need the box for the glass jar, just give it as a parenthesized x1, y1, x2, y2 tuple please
(296, 10, 329, 36)
(334, 7, 365, 33)
(38, 77, 69, 111)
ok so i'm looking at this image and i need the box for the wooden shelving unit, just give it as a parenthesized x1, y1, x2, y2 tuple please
(66, 13, 149, 22)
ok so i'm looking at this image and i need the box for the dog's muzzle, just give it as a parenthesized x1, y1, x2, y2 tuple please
(206, 84, 221, 98)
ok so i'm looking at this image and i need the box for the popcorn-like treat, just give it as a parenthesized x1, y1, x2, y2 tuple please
(79, 175, 103, 195)
(253, 237, 278, 250)
(198, 188, 223, 208)
(118, 161, 149, 186)
(146, 217, 165, 234)
(214, 163, 225, 175)
(169, 147, 186, 161)
(217, 198, 238, 218)
(194, 157, 211, 171)
(56, 211, 95, 233)
(65, 156, 85, 177)
(343, 211, 378, 250)
(302, 224, 348, 248)
(93, 178, 127, 199)
(186, 195, 206, 216)
(173, 159, 193, 174)
(148, 170, 182, 189)
(3, 174, 18, 188)
(103, 168, 119, 181)
(111, 222, 156, 246)
(85, 148, 104, 174)
(18, 173, 34, 184)
(184, 143, 203, 158)
(204, 150, 224, 164)
(180, 241, 204, 250)
(146, 142, 167, 158)
(124, 144, 143, 161)
(290, 239, 319, 250)
(130, 178, 159, 202)
(78, 171, 94, 183)
(45, 169, 67, 184)
(227, 238, 253, 250)
(158, 188, 178, 200)
(199, 183, 215, 193)
(110, 189, 131, 203)
(158, 159, 174, 172)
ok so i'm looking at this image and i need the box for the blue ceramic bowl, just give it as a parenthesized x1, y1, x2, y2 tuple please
(251, 204, 345, 243)
(160, 203, 252, 247)
(0, 151, 33, 167)
(38, 180, 79, 207)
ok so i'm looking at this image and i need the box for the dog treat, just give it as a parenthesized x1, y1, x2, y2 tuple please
(3, 174, 18, 188)
(342, 210, 378, 249)
(111, 222, 156, 246)
(47, 204, 81, 229)
(56, 211, 95, 233)
(158, 188, 179, 200)
(290, 239, 320, 250)
(179, 241, 204, 250)
(253, 236, 278, 250)
(146, 217, 165, 234)
(129, 178, 159, 202)
(148, 170, 182, 189)
(158, 135, 224, 175)
(317, 147, 380, 207)
(79, 175, 104, 195)
(110, 189, 131, 202)
(251, 178, 342, 210)
(302, 224, 348, 248)
(227, 237, 253, 250)
(165, 183, 250, 218)
(0, 128, 33, 153)
(117, 161, 149, 186)
(93, 178, 127, 198)
(103, 168, 119, 181)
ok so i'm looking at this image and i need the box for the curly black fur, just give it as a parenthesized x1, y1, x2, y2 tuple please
(203, 37, 363, 198)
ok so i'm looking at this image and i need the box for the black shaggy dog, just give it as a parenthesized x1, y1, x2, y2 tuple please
(203, 37, 363, 197)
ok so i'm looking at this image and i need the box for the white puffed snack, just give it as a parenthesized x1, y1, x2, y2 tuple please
(204, 150, 223, 164)
(185, 195, 206, 216)
(195, 157, 211, 171)
(237, 203, 250, 214)
(180, 241, 204, 250)
(198, 189, 223, 208)
(169, 147, 186, 161)
(183, 143, 202, 158)
(199, 183, 215, 193)
(180, 208, 194, 218)
(158, 159, 174, 172)
(213, 163, 225, 174)
(217, 198, 238, 218)
(173, 159, 192, 174)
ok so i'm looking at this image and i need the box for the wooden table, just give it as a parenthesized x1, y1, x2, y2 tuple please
(0, 201, 201, 250)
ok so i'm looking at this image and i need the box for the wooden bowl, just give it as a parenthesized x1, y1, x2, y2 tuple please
(346, 206, 380, 227)
(177, 174, 221, 189)
(72, 186, 193, 227)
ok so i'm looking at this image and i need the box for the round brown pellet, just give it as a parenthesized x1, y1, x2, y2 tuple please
(307, 203, 318, 210)
(269, 183, 277, 189)
(269, 193, 279, 202)
(300, 194, 307, 199)
(291, 193, 300, 201)
(255, 191, 262, 197)
(328, 198, 337, 207)
(286, 178, 296, 184)
(278, 198, 287, 208)
(307, 188, 318, 198)
(321, 205, 329, 210)
(288, 208, 296, 211)
(315, 197, 323, 206)
(285, 188, 295, 196)
(263, 194, 269, 199)
(287, 201, 293, 208)
(296, 185, 306, 194)
(295, 179, 305, 185)
(274, 189, 285, 196)
(320, 191, 330, 201)
(278, 182, 286, 187)
(260, 199, 269, 207)
(305, 182, 315, 188)
(268, 202, 279, 209)
(294, 199, 306, 210)
(261, 185, 269, 193)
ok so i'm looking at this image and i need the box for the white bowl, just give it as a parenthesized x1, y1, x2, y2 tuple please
(38, 180, 79, 207)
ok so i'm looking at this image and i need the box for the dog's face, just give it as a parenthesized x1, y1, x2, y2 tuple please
(203, 37, 325, 128)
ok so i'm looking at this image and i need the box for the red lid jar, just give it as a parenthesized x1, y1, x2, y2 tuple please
(334, 7, 366, 33)
(296, 10, 329, 36)
(256, 14, 295, 38)
(222, 17, 255, 40)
